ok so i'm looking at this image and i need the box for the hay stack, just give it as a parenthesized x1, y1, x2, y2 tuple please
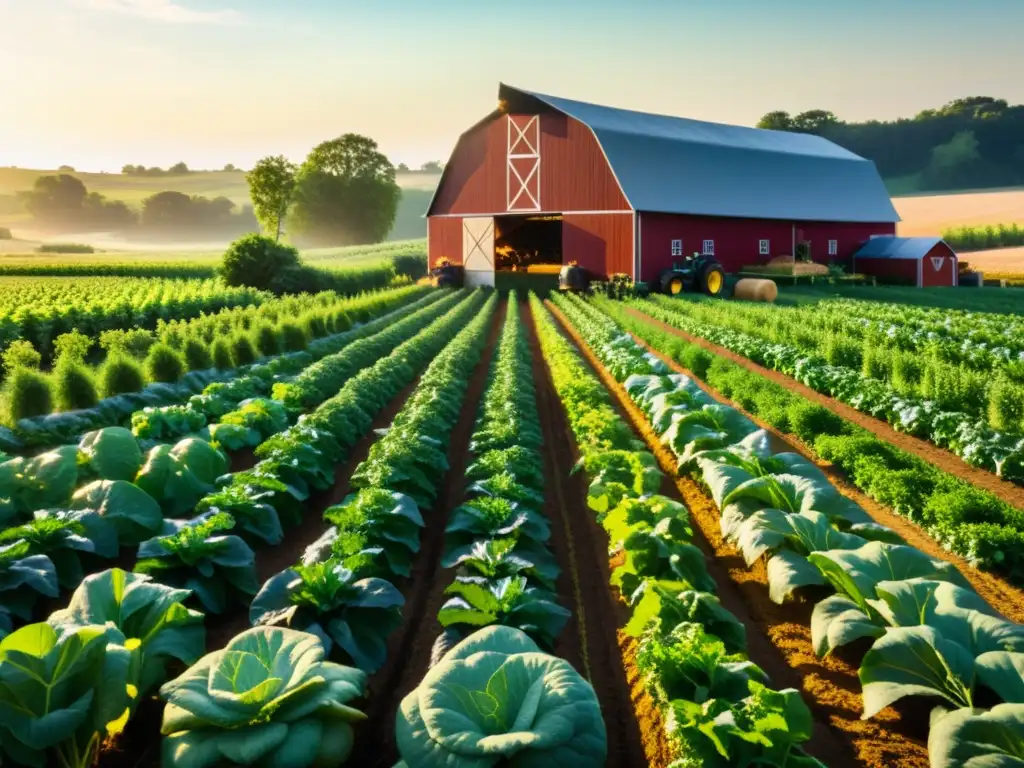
(733, 278, 778, 303)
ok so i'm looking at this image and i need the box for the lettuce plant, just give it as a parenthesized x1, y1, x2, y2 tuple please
(250, 560, 404, 673)
(0, 445, 79, 520)
(443, 496, 550, 562)
(321, 488, 425, 579)
(928, 704, 1024, 768)
(70, 479, 163, 547)
(159, 626, 368, 768)
(134, 512, 258, 614)
(0, 508, 117, 589)
(395, 625, 606, 768)
(438, 576, 570, 650)
(78, 426, 143, 482)
(135, 438, 228, 516)
(446, 538, 560, 591)
(0, 541, 58, 621)
(48, 567, 205, 694)
(0, 622, 134, 768)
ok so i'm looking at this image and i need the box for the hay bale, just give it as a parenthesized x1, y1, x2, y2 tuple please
(733, 278, 778, 303)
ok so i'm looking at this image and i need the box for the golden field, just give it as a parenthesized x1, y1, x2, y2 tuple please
(894, 188, 1024, 237)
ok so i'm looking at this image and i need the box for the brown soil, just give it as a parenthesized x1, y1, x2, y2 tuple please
(625, 327, 1024, 624)
(347, 303, 504, 767)
(625, 306, 1024, 511)
(547, 300, 920, 768)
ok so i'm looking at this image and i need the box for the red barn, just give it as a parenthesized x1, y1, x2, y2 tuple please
(852, 236, 959, 287)
(426, 83, 900, 286)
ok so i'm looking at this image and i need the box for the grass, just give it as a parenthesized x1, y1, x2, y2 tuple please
(776, 283, 1024, 314)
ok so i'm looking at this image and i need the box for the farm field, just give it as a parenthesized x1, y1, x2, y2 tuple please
(893, 187, 1024, 236)
(0, 278, 1022, 768)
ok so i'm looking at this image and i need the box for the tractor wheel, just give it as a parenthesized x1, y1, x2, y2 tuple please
(699, 263, 725, 296)
(659, 270, 688, 296)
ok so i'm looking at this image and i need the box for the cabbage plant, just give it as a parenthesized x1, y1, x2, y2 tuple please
(159, 626, 368, 768)
(395, 625, 606, 768)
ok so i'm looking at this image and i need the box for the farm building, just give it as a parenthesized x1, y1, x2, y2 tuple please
(852, 236, 958, 287)
(426, 83, 900, 286)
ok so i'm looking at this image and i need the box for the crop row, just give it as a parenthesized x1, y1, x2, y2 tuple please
(556, 291, 1024, 768)
(637, 295, 1024, 483)
(532, 292, 826, 767)
(0, 276, 269, 363)
(597, 298, 1024, 584)
(1, 284, 432, 447)
(0, 289, 491, 767)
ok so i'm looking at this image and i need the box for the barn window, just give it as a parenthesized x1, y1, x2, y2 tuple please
(759, 239, 770, 255)
(828, 239, 838, 256)
(702, 240, 715, 255)
(671, 239, 682, 256)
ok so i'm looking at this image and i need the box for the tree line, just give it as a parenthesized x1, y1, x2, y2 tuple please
(121, 162, 240, 176)
(757, 96, 1024, 192)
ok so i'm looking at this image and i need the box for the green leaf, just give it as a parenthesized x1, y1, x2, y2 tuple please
(71, 480, 163, 547)
(975, 651, 1024, 704)
(79, 427, 143, 482)
(928, 704, 1024, 768)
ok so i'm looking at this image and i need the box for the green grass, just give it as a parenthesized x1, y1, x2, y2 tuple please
(775, 283, 1024, 315)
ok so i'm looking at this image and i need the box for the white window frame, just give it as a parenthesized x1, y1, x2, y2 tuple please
(828, 239, 838, 256)
(702, 239, 715, 255)
(759, 239, 770, 256)
(671, 239, 682, 257)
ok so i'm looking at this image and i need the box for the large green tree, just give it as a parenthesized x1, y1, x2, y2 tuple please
(291, 134, 400, 246)
(246, 155, 297, 241)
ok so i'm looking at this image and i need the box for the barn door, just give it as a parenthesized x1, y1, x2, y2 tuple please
(463, 217, 495, 287)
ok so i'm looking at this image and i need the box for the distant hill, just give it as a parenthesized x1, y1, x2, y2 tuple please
(0, 167, 443, 241)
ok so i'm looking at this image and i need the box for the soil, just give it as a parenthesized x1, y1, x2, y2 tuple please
(625, 306, 1024, 511)
(625, 327, 1024, 624)
(546, 300, 921, 768)
(347, 302, 504, 766)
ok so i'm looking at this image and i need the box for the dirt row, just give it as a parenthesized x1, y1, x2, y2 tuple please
(546, 300, 924, 768)
(624, 306, 1024, 511)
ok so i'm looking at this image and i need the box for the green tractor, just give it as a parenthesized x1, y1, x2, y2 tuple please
(656, 253, 726, 297)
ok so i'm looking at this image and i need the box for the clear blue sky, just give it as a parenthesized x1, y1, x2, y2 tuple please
(1, 0, 1021, 172)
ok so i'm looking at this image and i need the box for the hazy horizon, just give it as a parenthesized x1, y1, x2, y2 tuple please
(2, 0, 1023, 173)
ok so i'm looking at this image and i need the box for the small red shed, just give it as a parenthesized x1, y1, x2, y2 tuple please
(852, 236, 958, 287)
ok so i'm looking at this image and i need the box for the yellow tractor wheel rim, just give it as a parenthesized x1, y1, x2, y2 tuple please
(669, 278, 683, 295)
(707, 270, 723, 294)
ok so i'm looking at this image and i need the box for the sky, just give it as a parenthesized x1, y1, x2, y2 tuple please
(1, 0, 1022, 173)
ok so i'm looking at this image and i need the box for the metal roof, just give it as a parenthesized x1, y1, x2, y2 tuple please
(501, 84, 901, 224)
(853, 236, 948, 260)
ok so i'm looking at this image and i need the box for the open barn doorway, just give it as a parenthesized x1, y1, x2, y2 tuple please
(493, 215, 562, 273)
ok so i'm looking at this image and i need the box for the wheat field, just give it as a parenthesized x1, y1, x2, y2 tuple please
(894, 188, 1024, 237)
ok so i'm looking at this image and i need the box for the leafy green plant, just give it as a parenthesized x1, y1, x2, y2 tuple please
(3, 367, 53, 422)
(3, 340, 41, 372)
(395, 625, 606, 768)
(134, 437, 228, 516)
(210, 338, 233, 370)
(49, 567, 205, 694)
(181, 337, 213, 371)
(134, 512, 259, 613)
(0, 508, 117, 590)
(98, 354, 145, 397)
(70, 479, 163, 547)
(79, 426, 143, 481)
(52, 360, 99, 412)
(249, 560, 404, 673)
(251, 323, 280, 357)
(0, 622, 134, 768)
(159, 626, 368, 768)
(144, 343, 185, 383)
(53, 330, 93, 366)
(229, 333, 257, 366)
(0, 540, 59, 620)
(321, 488, 425, 579)
(280, 321, 308, 352)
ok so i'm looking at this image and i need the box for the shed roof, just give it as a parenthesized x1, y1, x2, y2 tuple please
(495, 84, 901, 224)
(853, 236, 949, 260)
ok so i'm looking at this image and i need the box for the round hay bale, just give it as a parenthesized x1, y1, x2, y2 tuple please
(733, 278, 778, 303)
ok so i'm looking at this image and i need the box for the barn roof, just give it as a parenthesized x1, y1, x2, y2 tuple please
(852, 236, 949, 260)
(498, 84, 901, 224)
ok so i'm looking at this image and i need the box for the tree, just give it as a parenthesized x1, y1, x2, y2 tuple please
(168, 162, 189, 174)
(756, 111, 793, 131)
(18, 174, 88, 219)
(220, 233, 300, 291)
(420, 160, 443, 173)
(141, 191, 193, 228)
(246, 155, 297, 241)
(58, 165, 75, 172)
(790, 110, 840, 134)
(922, 130, 985, 189)
(396, 162, 410, 172)
(291, 134, 400, 246)
(223, 163, 238, 172)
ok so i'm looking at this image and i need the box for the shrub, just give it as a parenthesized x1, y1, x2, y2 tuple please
(99, 355, 145, 397)
(36, 242, 94, 254)
(220, 233, 300, 291)
(2, 340, 41, 372)
(390, 253, 427, 280)
(53, 331, 93, 366)
(822, 333, 861, 370)
(99, 328, 155, 359)
(787, 401, 845, 442)
(230, 335, 258, 366)
(987, 375, 1024, 432)
(53, 361, 99, 411)
(861, 343, 891, 381)
(280, 322, 308, 352)
(301, 313, 327, 340)
(3, 368, 53, 422)
(211, 339, 234, 370)
(183, 338, 214, 371)
(889, 350, 922, 394)
(332, 309, 353, 332)
(251, 324, 280, 357)
(144, 343, 185, 383)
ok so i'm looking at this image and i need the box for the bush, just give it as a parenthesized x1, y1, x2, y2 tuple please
(2, 340, 41, 372)
(251, 324, 280, 357)
(99, 329, 155, 359)
(822, 333, 861, 370)
(211, 339, 234, 370)
(3, 368, 53, 422)
(53, 361, 99, 411)
(53, 331, 93, 366)
(787, 402, 845, 442)
(36, 243, 94, 254)
(987, 375, 1024, 432)
(183, 338, 214, 371)
(861, 343, 891, 381)
(230, 335, 258, 366)
(889, 350, 922, 394)
(301, 313, 327, 339)
(390, 253, 427, 280)
(99, 355, 145, 397)
(332, 309, 353, 332)
(280, 322, 308, 352)
(144, 343, 185, 383)
(220, 234, 300, 291)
